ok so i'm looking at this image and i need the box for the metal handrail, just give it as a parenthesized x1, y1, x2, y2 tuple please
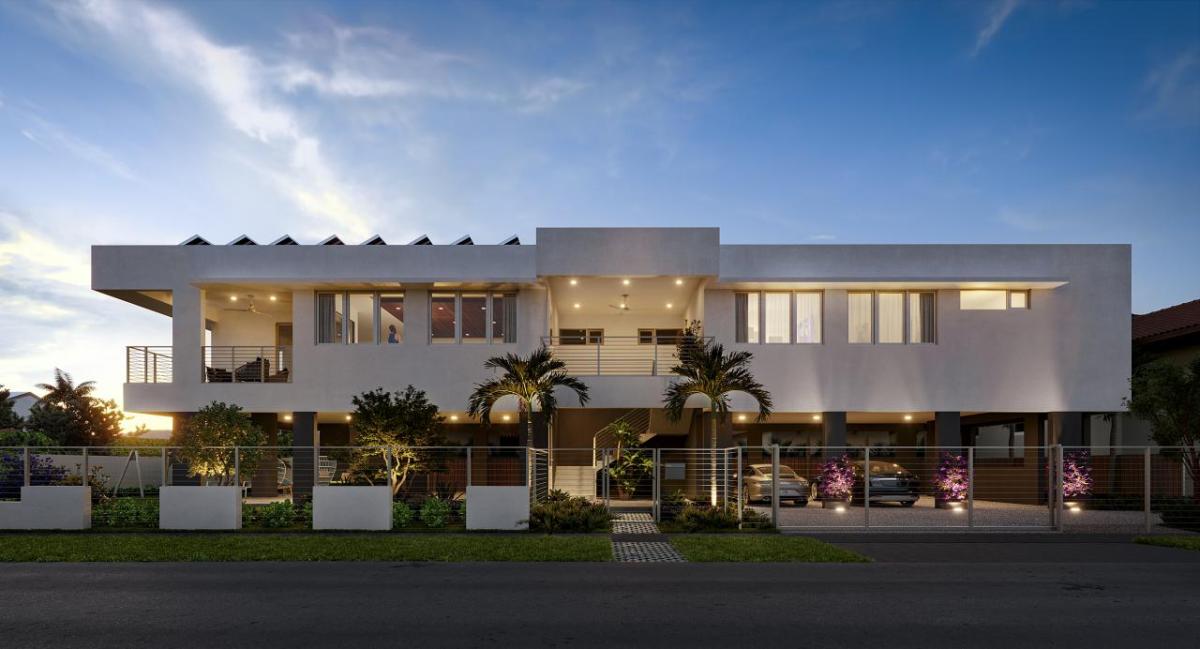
(542, 335, 711, 376)
(126, 346, 173, 383)
(202, 346, 293, 383)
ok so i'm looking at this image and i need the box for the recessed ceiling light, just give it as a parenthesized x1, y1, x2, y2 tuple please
(269, 295, 277, 301)
(501, 414, 511, 422)
(345, 415, 352, 421)
(622, 279, 631, 286)
(569, 278, 578, 286)
(449, 415, 459, 422)
(229, 295, 238, 302)
(283, 414, 293, 422)
(666, 303, 673, 309)
(812, 414, 822, 421)
(573, 303, 581, 309)
(903, 414, 913, 421)
(675, 278, 684, 285)
(737, 414, 747, 422)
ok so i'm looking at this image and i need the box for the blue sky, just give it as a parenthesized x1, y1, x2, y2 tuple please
(0, 0, 1197, 420)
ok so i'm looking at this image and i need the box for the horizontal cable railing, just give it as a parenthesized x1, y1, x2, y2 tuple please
(125, 346, 173, 383)
(542, 335, 711, 376)
(202, 346, 292, 383)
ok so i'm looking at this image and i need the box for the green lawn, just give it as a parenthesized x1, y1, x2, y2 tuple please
(1135, 535, 1200, 552)
(670, 535, 870, 563)
(0, 533, 612, 562)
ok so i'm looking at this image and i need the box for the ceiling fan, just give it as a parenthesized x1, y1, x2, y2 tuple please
(608, 294, 632, 314)
(223, 294, 270, 317)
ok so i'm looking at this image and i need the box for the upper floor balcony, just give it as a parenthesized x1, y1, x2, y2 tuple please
(543, 334, 709, 376)
(126, 346, 293, 383)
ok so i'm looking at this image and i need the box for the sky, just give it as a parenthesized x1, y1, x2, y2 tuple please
(0, 0, 1197, 427)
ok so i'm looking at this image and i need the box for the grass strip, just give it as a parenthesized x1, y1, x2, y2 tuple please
(0, 533, 612, 562)
(1135, 535, 1200, 552)
(670, 534, 870, 563)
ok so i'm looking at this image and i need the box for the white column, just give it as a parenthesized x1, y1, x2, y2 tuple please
(172, 285, 205, 386)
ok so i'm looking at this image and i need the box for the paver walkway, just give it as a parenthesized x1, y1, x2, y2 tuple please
(610, 511, 685, 562)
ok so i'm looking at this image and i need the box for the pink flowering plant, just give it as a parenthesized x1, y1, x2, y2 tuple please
(935, 452, 968, 503)
(1062, 450, 1094, 499)
(817, 455, 855, 501)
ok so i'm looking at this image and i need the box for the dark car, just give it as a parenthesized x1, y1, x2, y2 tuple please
(811, 460, 921, 506)
(853, 460, 920, 506)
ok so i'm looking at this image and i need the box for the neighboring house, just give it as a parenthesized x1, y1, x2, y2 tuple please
(1132, 298, 1200, 366)
(93, 229, 1131, 498)
(5, 392, 40, 422)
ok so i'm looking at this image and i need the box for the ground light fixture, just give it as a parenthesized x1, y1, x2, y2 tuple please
(834, 505, 846, 513)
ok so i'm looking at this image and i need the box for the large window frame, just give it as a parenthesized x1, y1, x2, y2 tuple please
(429, 291, 517, 345)
(847, 290, 937, 345)
(960, 289, 1030, 311)
(735, 291, 824, 344)
(316, 291, 407, 345)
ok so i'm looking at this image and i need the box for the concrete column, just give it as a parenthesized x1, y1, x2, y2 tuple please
(1048, 412, 1084, 447)
(934, 412, 962, 452)
(406, 289, 430, 345)
(250, 413, 279, 497)
(292, 412, 318, 502)
(172, 285, 205, 385)
(822, 412, 847, 455)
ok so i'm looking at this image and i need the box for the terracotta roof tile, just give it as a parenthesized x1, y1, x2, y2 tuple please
(1133, 299, 1200, 342)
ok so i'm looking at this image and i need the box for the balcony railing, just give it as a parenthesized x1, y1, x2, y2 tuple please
(203, 346, 293, 383)
(126, 346, 173, 383)
(543, 335, 710, 376)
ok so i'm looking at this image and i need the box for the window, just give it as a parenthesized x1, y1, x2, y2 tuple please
(973, 422, 1025, 459)
(794, 292, 822, 343)
(430, 292, 517, 344)
(347, 293, 375, 344)
(380, 293, 404, 343)
(639, 329, 684, 344)
(430, 293, 456, 343)
(1009, 290, 1029, 309)
(877, 292, 904, 343)
(316, 292, 340, 344)
(561, 328, 603, 344)
(960, 289, 1030, 310)
(848, 292, 874, 344)
(736, 291, 824, 344)
(908, 292, 935, 344)
(848, 291, 936, 344)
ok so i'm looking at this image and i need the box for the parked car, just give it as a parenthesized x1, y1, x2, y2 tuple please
(809, 460, 921, 506)
(743, 464, 809, 506)
(854, 460, 920, 506)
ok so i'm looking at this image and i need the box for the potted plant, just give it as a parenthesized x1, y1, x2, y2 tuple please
(1062, 450, 1093, 512)
(817, 455, 854, 508)
(934, 452, 968, 510)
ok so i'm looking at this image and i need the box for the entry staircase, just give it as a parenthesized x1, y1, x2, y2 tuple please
(553, 409, 653, 499)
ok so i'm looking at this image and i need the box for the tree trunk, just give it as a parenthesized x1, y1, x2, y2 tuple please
(710, 400, 719, 507)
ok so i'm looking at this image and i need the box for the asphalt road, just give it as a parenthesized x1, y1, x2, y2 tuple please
(1, 541, 1198, 649)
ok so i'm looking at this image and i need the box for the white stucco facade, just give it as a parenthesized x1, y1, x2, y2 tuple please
(93, 228, 1131, 426)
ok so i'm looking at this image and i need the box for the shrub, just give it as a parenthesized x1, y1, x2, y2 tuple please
(1062, 450, 1094, 499)
(0, 452, 68, 499)
(935, 453, 968, 503)
(670, 503, 772, 532)
(817, 455, 855, 501)
(527, 490, 612, 533)
(392, 501, 413, 529)
(659, 489, 692, 521)
(256, 501, 297, 528)
(93, 497, 158, 528)
(420, 497, 452, 528)
(1157, 498, 1200, 532)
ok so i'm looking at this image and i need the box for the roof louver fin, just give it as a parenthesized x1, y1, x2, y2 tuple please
(181, 235, 211, 246)
(500, 235, 520, 245)
(452, 235, 474, 245)
(361, 235, 387, 245)
(229, 235, 258, 246)
(318, 235, 344, 246)
(271, 235, 299, 245)
(408, 235, 433, 245)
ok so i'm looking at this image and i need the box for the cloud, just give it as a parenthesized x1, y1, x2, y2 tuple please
(971, 0, 1021, 57)
(1141, 45, 1200, 125)
(5, 105, 139, 181)
(52, 0, 375, 239)
(518, 77, 589, 113)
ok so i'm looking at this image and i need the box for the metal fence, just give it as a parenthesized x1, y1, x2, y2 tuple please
(202, 346, 292, 383)
(1, 445, 1194, 532)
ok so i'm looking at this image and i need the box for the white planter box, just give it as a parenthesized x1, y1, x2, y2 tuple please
(466, 486, 529, 531)
(159, 486, 242, 530)
(0, 486, 92, 530)
(313, 486, 391, 530)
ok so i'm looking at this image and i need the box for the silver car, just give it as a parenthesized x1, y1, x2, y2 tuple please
(743, 464, 809, 506)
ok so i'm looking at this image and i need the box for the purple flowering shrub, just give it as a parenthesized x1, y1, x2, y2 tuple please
(0, 451, 69, 500)
(935, 452, 968, 503)
(818, 455, 855, 501)
(1062, 450, 1093, 499)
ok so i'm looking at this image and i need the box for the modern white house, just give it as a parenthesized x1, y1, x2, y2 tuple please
(93, 228, 1131, 501)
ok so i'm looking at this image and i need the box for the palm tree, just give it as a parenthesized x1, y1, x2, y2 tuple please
(663, 340, 772, 506)
(36, 368, 95, 405)
(468, 347, 590, 445)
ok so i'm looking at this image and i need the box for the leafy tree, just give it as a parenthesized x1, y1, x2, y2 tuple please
(174, 401, 264, 484)
(1126, 357, 1200, 490)
(664, 338, 773, 505)
(606, 420, 653, 498)
(0, 385, 23, 430)
(25, 369, 125, 445)
(468, 347, 590, 445)
(351, 386, 446, 496)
